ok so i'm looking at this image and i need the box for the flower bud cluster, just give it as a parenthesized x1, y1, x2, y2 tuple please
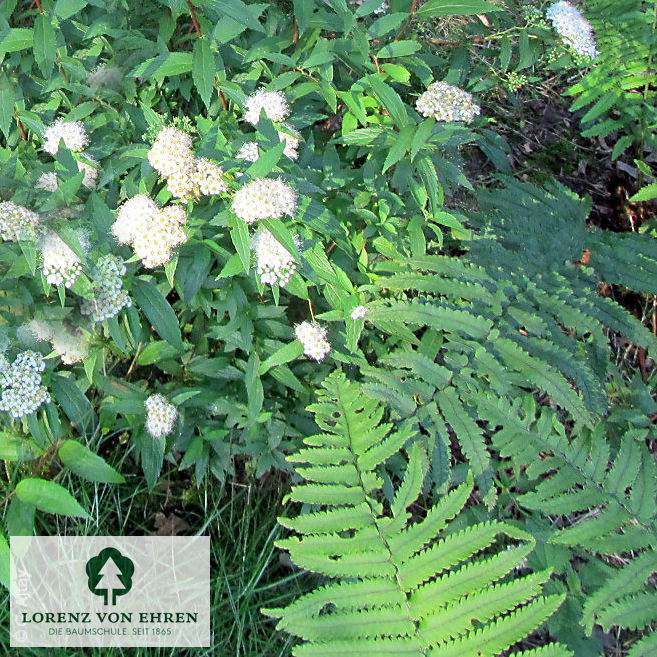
(295, 321, 331, 361)
(0, 351, 50, 418)
(112, 195, 188, 268)
(546, 1, 599, 59)
(416, 81, 481, 124)
(147, 126, 228, 202)
(350, 305, 369, 320)
(252, 228, 298, 286)
(145, 394, 178, 439)
(40, 230, 87, 288)
(232, 178, 297, 224)
(80, 255, 132, 322)
(0, 201, 41, 242)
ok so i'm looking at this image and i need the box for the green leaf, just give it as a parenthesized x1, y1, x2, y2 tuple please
(15, 478, 90, 519)
(629, 182, 657, 203)
(33, 15, 56, 77)
(54, 0, 88, 19)
(370, 77, 409, 127)
(51, 374, 96, 436)
(228, 214, 251, 274)
(193, 38, 215, 108)
(416, 0, 503, 18)
(0, 74, 15, 139)
(375, 40, 421, 59)
(59, 440, 125, 484)
(0, 28, 33, 54)
(132, 278, 184, 351)
(259, 340, 304, 374)
(207, 0, 265, 32)
(129, 52, 193, 80)
(0, 433, 42, 461)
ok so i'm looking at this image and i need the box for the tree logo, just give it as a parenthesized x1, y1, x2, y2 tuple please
(85, 547, 134, 605)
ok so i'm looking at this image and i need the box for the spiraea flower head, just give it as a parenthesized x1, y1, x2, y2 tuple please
(236, 142, 259, 163)
(416, 81, 481, 124)
(49, 326, 89, 365)
(80, 254, 131, 322)
(145, 394, 178, 439)
(192, 157, 228, 196)
(40, 230, 87, 288)
(244, 90, 290, 125)
(36, 172, 59, 193)
(131, 205, 188, 268)
(26, 319, 55, 342)
(295, 321, 331, 362)
(86, 64, 122, 89)
(232, 178, 297, 224)
(0, 350, 50, 418)
(112, 194, 158, 245)
(43, 119, 89, 155)
(252, 228, 299, 286)
(350, 305, 369, 320)
(278, 128, 300, 160)
(546, 1, 599, 59)
(147, 126, 194, 178)
(0, 201, 41, 242)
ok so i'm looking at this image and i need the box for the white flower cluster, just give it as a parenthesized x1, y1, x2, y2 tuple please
(252, 228, 298, 286)
(0, 201, 41, 241)
(350, 305, 369, 320)
(145, 394, 178, 439)
(80, 255, 131, 322)
(36, 156, 99, 193)
(0, 351, 50, 418)
(546, 1, 599, 59)
(147, 126, 228, 202)
(43, 119, 89, 155)
(232, 178, 297, 224)
(295, 321, 331, 361)
(40, 230, 87, 288)
(112, 195, 188, 268)
(244, 90, 290, 125)
(240, 90, 300, 161)
(416, 81, 481, 124)
(26, 321, 88, 365)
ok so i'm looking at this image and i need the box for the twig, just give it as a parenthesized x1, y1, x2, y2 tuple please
(293, 18, 298, 49)
(395, 0, 419, 41)
(219, 90, 228, 111)
(16, 115, 27, 141)
(188, 1, 202, 37)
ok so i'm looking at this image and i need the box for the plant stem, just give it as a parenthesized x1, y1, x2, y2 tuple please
(188, 1, 202, 37)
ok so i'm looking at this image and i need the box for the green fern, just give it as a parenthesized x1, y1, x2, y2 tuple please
(263, 371, 569, 657)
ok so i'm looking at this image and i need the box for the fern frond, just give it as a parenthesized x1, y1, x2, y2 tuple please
(264, 371, 566, 656)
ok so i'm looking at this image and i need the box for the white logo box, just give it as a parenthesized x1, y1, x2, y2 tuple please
(10, 535, 210, 647)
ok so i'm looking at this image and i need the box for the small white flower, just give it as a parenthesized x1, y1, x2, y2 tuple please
(0, 351, 50, 418)
(0, 201, 41, 241)
(26, 319, 55, 342)
(80, 255, 131, 322)
(295, 321, 331, 361)
(237, 142, 260, 162)
(416, 81, 481, 124)
(350, 305, 369, 320)
(278, 128, 300, 160)
(40, 230, 87, 288)
(145, 394, 178, 438)
(147, 126, 194, 178)
(244, 90, 290, 125)
(131, 205, 188, 269)
(112, 194, 158, 245)
(192, 157, 228, 196)
(252, 228, 298, 286)
(43, 119, 89, 155)
(546, 1, 599, 59)
(232, 178, 297, 224)
(77, 154, 99, 189)
(36, 172, 59, 193)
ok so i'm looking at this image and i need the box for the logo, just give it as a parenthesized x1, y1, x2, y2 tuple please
(85, 547, 134, 605)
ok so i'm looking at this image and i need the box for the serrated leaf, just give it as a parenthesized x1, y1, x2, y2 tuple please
(132, 278, 184, 351)
(33, 15, 56, 77)
(193, 38, 215, 108)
